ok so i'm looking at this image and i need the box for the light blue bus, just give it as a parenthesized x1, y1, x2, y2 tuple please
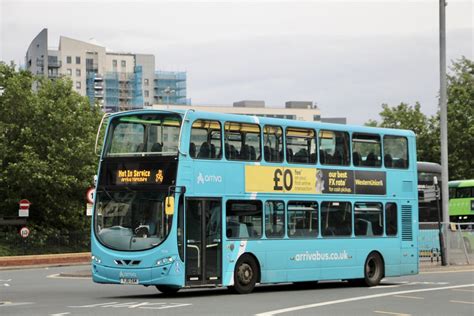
(91, 109, 418, 294)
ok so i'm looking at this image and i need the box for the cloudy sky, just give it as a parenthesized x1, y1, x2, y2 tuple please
(1, 0, 472, 124)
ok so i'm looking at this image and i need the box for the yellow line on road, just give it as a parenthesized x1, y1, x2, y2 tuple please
(393, 295, 424, 300)
(450, 300, 474, 305)
(374, 311, 411, 316)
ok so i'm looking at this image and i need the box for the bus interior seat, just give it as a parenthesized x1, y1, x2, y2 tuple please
(310, 152, 317, 163)
(365, 152, 376, 166)
(394, 159, 406, 168)
(264, 145, 271, 161)
(384, 154, 393, 167)
(230, 145, 238, 159)
(294, 149, 309, 163)
(189, 142, 197, 157)
(353, 152, 361, 166)
(150, 142, 162, 152)
(198, 142, 210, 158)
(286, 148, 294, 162)
(136, 143, 145, 152)
(332, 150, 342, 165)
(249, 146, 256, 160)
(240, 144, 250, 160)
(319, 150, 326, 164)
(210, 143, 216, 158)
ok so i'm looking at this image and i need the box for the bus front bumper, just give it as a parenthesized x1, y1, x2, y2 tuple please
(91, 261, 183, 287)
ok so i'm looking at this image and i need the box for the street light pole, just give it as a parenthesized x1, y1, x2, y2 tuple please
(439, 0, 449, 265)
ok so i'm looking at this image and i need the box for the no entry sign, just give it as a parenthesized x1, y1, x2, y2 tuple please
(18, 199, 31, 217)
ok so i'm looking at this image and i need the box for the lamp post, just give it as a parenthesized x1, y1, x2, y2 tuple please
(163, 86, 175, 105)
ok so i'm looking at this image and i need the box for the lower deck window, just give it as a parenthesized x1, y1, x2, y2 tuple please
(226, 200, 262, 239)
(321, 201, 352, 236)
(287, 201, 318, 238)
(354, 202, 383, 236)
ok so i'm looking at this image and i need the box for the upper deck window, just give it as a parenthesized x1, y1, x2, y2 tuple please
(224, 122, 261, 161)
(263, 125, 283, 163)
(383, 135, 408, 169)
(106, 114, 182, 157)
(286, 128, 317, 164)
(319, 130, 350, 165)
(190, 120, 222, 159)
(352, 133, 382, 167)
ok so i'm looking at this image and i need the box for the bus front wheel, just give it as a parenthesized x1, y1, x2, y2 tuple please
(229, 254, 259, 294)
(156, 285, 180, 295)
(363, 252, 384, 287)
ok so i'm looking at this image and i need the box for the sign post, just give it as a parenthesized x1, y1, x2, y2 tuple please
(86, 187, 95, 216)
(19, 226, 30, 255)
(18, 199, 31, 217)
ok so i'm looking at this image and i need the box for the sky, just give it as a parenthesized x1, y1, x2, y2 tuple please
(0, 0, 472, 124)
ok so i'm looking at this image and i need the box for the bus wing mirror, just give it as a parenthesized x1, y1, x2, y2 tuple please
(165, 196, 175, 215)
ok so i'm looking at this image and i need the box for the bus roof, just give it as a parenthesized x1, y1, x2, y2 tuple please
(107, 109, 416, 137)
(449, 179, 474, 188)
(417, 162, 442, 174)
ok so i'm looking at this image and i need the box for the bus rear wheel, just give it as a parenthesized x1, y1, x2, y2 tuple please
(363, 252, 384, 287)
(229, 254, 258, 294)
(156, 285, 180, 295)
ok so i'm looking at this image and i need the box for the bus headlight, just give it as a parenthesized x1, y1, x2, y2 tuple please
(91, 255, 102, 264)
(156, 256, 175, 266)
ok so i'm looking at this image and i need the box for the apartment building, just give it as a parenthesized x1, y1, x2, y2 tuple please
(25, 28, 189, 112)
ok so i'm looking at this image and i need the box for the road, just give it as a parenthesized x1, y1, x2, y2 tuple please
(1, 265, 473, 315)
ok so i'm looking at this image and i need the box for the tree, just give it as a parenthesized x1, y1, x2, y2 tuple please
(0, 63, 102, 238)
(446, 57, 474, 180)
(366, 57, 473, 180)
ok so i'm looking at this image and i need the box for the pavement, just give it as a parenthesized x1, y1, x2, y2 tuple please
(0, 252, 90, 270)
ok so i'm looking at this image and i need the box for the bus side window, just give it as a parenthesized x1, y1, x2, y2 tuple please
(190, 120, 222, 160)
(383, 136, 408, 169)
(385, 202, 398, 236)
(321, 201, 352, 237)
(286, 127, 317, 164)
(265, 201, 285, 238)
(224, 122, 261, 162)
(352, 133, 382, 168)
(354, 202, 383, 236)
(263, 125, 284, 163)
(226, 200, 262, 239)
(287, 201, 318, 238)
(319, 130, 350, 166)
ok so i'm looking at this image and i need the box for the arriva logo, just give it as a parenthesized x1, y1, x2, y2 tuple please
(196, 172, 223, 184)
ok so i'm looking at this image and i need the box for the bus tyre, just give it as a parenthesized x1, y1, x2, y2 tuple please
(156, 285, 180, 295)
(363, 252, 384, 287)
(230, 255, 258, 294)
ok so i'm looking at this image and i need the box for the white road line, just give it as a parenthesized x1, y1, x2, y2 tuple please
(0, 302, 35, 307)
(50, 313, 71, 316)
(255, 283, 474, 316)
(450, 300, 474, 305)
(47, 273, 90, 280)
(0, 279, 12, 282)
(374, 311, 411, 316)
(393, 295, 424, 300)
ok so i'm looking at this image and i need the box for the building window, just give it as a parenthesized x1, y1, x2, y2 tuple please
(66, 56, 72, 64)
(190, 120, 222, 159)
(226, 200, 262, 239)
(313, 115, 321, 121)
(352, 133, 382, 167)
(321, 201, 352, 236)
(75, 69, 81, 77)
(287, 201, 318, 238)
(75, 56, 81, 64)
(144, 90, 149, 98)
(144, 78, 149, 86)
(144, 102, 150, 107)
(265, 201, 285, 238)
(76, 81, 81, 89)
(121, 60, 126, 67)
(67, 68, 72, 76)
(112, 60, 117, 68)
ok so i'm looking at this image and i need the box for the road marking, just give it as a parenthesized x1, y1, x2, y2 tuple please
(421, 269, 474, 274)
(50, 313, 71, 316)
(255, 283, 474, 316)
(47, 273, 90, 280)
(374, 311, 411, 316)
(0, 302, 35, 307)
(0, 279, 12, 282)
(451, 288, 474, 293)
(450, 300, 474, 305)
(69, 301, 192, 310)
(393, 295, 424, 300)
(370, 281, 448, 290)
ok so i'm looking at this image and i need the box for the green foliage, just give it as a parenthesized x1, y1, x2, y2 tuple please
(367, 57, 473, 180)
(0, 63, 102, 244)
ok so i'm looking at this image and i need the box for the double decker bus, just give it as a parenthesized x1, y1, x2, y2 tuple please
(91, 109, 418, 294)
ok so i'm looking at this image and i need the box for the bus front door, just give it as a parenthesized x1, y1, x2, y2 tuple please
(185, 198, 222, 286)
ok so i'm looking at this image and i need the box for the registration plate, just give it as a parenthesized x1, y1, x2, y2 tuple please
(120, 278, 139, 285)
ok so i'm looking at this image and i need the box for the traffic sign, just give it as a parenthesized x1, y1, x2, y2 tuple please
(18, 199, 31, 217)
(20, 227, 30, 238)
(86, 187, 95, 204)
